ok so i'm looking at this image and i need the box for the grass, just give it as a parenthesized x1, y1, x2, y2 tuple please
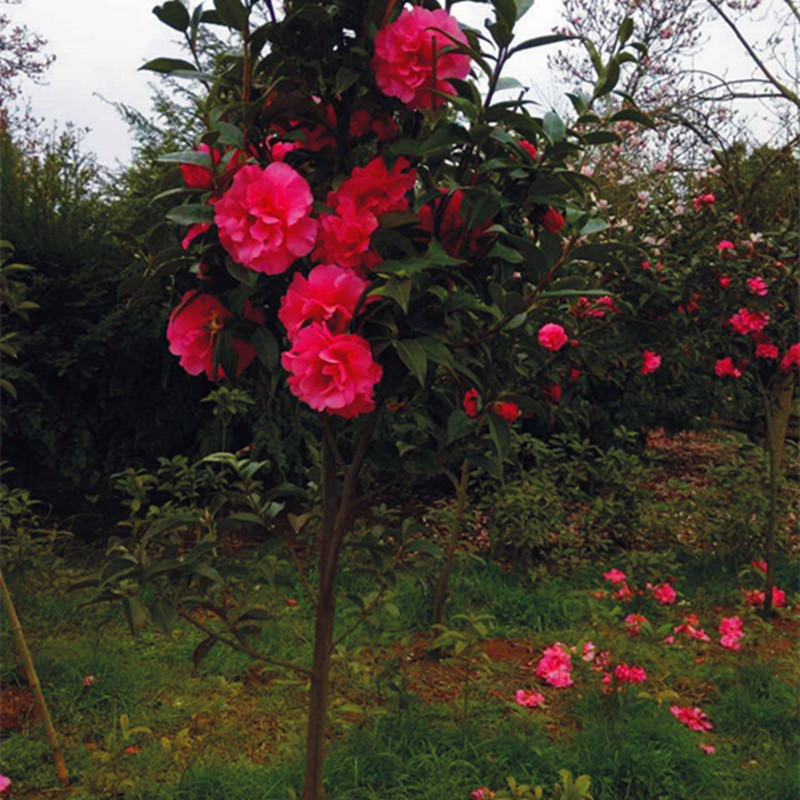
(1, 429, 797, 799)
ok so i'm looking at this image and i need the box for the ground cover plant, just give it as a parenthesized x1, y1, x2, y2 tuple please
(1, 428, 798, 799)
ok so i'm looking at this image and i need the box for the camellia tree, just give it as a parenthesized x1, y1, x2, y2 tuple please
(111, 0, 654, 795)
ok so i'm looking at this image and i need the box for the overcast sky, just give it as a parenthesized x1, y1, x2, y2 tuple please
(7, 0, 792, 168)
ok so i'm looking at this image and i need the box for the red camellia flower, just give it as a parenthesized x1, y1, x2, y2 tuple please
(640, 350, 662, 375)
(180, 144, 221, 189)
(281, 322, 382, 418)
(489, 401, 520, 422)
(278, 264, 369, 341)
(417, 189, 492, 257)
(746, 276, 768, 296)
(538, 323, 568, 352)
(328, 156, 416, 219)
(539, 207, 565, 233)
(167, 291, 265, 381)
(372, 6, 471, 111)
(755, 342, 779, 360)
(692, 192, 716, 211)
(780, 343, 800, 372)
(728, 307, 770, 336)
(313, 197, 381, 273)
(214, 163, 318, 275)
(716, 240, 734, 252)
(182, 222, 211, 250)
(463, 388, 480, 418)
(715, 357, 743, 379)
(718, 275, 731, 290)
(670, 705, 713, 732)
(519, 140, 538, 160)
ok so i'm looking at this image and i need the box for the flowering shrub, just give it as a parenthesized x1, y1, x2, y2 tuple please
(135, 0, 653, 794)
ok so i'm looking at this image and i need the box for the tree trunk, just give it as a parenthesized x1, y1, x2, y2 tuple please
(0, 568, 70, 786)
(302, 413, 378, 799)
(762, 378, 796, 616)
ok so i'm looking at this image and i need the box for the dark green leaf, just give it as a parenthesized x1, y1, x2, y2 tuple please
(166, 204, 215, 226)
(543, 111, 566, 142)
(372, 278, 412, 314)
(447, 409, 473, 445)
(395, 339, 428, 387)
(214, 0, 248, 29)
(252, 327, 279, 369)
(509, 33, 577, 57)
(487, 413, 510, 461)
(581, 131, 619, 145)
(594, 59, 620, 97)
(619, 16, 634, 44)
(491, 0, 517, 31)
(139, 57, 197, 74)
(608, 108, 656, 128)
(334, 67, 360, 95)
(152, 1, 190, 31)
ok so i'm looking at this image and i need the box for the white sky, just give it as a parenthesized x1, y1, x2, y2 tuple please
(7, 0, 794, 168)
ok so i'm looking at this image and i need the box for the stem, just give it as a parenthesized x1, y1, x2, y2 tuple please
(433, 459, 469, 625)
(0, 569, 70, 786)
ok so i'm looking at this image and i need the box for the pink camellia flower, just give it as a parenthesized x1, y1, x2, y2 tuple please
(538, 323, 568, 352)
(699, 743, 716, 755)
(0, 775, 11, 793)
(180, 143, 220, 189)
(535, 642, 573, 688)
(313, 198, 381, 273)
(372, 6, 470, 111)
(281, 323, 382, 418)
(614, 583, 634, 601)
(641, 350, 662, 375)
(780, 343, 800, 372)
(756, 342, 779, 360)
(540, 207, 565, 233)
(746, 276, 768, 296)
(214, 163, 318, 275)
(744, 586, 786, 607)
(652, 582, 677, 605)
(719, 616, 744, 650)
(417, 189, 492, 257)
(670, 705, 713, 732)
(714, 357, 743, 379)
(751, 559, 767, 573)
(514, 689, 546, 708)
(463, 388, 480, 418)
(604, 663, 647, 684)
(673, 614, 711, 642)
(728, 307, 770, 336)
(520, 140, 538, 160)
(167, 291, 265, 381)
(471, 789, 495, 800)
(582, 640, 596, 662)
(328, 156, 416, 219)
(603, 568, 627, 585)
(278, 264, 369, 341)
(716, 240, 735, 252)
(718, 275, 731, 290)
(489, 401, 520, 422)
(624, 613, 649, 636)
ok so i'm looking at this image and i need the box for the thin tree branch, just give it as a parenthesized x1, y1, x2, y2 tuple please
(179, 610, 315, 679)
